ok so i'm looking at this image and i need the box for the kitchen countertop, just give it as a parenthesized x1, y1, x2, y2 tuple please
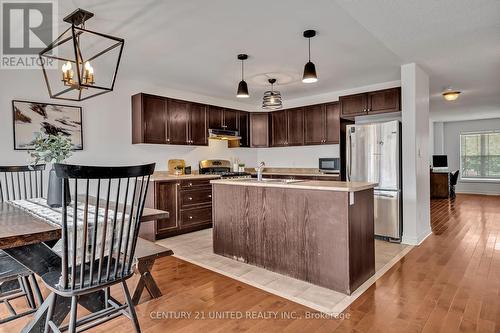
(210, 179, 377, 192)
(150, 172, 220, 182)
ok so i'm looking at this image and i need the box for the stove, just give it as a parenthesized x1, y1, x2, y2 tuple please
(199, 160, 251, 179)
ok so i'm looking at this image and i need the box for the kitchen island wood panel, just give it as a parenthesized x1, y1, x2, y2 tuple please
(212, 182, 375, 294)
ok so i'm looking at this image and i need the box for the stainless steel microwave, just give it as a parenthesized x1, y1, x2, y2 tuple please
(319, 158, 340, 173)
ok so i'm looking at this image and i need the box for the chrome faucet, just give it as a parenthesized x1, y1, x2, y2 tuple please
(256, 161, 266, 181)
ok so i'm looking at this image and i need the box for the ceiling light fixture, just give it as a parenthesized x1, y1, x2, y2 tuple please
(302, 30, 318, 83)
(442, 88, 461, 101)
(39, 8, 124, 101)
(262, 78, 282, 110)
(236, 54, 249, 98)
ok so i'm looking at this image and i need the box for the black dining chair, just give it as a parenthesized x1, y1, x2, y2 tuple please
(0, 164, 45, 324)
(450, 170, 460, 198)
(42, 163, 155, 333)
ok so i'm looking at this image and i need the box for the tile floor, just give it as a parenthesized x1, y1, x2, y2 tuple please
(156, 228, 412, 314)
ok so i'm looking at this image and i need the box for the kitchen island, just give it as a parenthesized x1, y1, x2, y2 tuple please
(210, 178, 377, 295)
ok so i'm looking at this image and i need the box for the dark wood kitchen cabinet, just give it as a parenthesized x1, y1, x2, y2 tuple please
(270, 110, 288, 147)
(229, 111, 250, 148)
(166, 98, 190, 145)
(250, 113, 269, 147)
(304, 102, 340, 145)
(287, 108, 305, 146)
(188, 103, 208, 145)
(270, 108, 304, 147)
(132, 93, 167, 144)
(141, 178, 214, 240)
(208, 106, 238, 131)
(340, 87, 401, 118)
(366, 88, 401, 115)
(132, 93, 207, 146)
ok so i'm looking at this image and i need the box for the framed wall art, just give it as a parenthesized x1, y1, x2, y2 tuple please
(12, 100, 83, 150)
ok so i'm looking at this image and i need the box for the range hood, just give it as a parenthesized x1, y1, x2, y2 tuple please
(208, 128, 241, 141)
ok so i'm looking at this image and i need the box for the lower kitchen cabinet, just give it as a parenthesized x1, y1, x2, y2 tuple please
(140, 178, 214, 240)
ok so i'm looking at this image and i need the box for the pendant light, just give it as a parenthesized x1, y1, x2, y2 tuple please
(39, 8, 124, 101)
(236, 54, 249, 98)
(302, 30, 318, 83)
(442, 87, 461, 101)
(262, 78, 283, 110)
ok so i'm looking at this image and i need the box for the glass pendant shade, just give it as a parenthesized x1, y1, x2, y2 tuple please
(302, 61, 318, 83)
(39, 9, 124, 101)
(237, 80, 249, 98)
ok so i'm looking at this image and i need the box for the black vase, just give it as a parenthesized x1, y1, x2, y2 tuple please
(47, 167, 70, 208)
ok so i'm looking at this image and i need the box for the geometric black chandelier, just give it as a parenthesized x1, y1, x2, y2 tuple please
(39, 8, 124, 101)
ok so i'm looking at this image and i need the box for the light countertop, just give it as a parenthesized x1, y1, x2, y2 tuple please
(210, 179, 377, 192)
(150, 172, 220, 182)
(245, 167, 339, 178)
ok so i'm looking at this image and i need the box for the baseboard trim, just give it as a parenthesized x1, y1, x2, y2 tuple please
(457, 191, 500, 196)
(402, 229, 432, 246)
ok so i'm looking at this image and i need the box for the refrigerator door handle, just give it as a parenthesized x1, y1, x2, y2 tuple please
(347, 130, 352, 181)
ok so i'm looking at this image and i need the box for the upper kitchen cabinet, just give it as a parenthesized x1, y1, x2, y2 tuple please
(339, 93, 367, 118)
(304, 102, 340, 145)
(340, 87, 401, 118)
(324, 102, 340, 144)
(189, 103, 208, 146)
(229, 111, 250, 148)
(207, 106, 239, 131)
(166, 98, 190, 145)
(223, 109, 239, 131)
(287, 108, 304, 146)
(132, 93, 167, 144)
(207, 106, 224, 129)
(250, 113, 269, 148)
(132, 93, 208, 146)
(270, 110, 288, 147)
(367, 88, 401, 114)
(269, 108, 304, 147)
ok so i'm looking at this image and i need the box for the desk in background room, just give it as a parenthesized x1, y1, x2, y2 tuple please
(430, 170, 450, 198)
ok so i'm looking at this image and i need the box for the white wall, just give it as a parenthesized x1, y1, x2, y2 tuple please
(440, 118, 500, 195)
(401, 63, 431, 246)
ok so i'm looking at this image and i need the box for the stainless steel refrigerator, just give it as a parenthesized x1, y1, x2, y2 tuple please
(346, 120, 402, 241)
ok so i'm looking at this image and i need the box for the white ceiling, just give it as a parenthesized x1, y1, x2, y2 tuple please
(60, 0, 499, 119)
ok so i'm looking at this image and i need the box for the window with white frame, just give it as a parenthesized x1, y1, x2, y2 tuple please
(460, 131, 500, 180)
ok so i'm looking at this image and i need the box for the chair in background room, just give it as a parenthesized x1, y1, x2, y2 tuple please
(450, 170, 460, 198)
(0, 165, 45, 324)
(42, 163, 155, 333)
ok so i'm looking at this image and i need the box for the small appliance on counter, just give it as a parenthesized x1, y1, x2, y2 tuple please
(319, 158, 341, 174)
(168, 159, 186, 175)
(199, 160, 251, 179)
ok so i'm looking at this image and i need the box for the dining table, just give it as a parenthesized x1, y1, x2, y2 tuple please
(0, 200, 169, 333)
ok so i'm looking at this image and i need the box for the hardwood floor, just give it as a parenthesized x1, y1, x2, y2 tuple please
(1, 194, 499, 332)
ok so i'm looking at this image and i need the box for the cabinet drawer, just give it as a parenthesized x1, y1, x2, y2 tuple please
(179, 179, 212, 189)
(179, 207, 212, 228)
(179, 188, 212, 207)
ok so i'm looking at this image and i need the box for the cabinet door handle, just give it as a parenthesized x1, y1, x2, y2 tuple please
(208, 194, 212, 198)
(188, 182, 192, 187)
(188, 215, 193, 220)
(188, 196, 193, 201)
(166, 138, 170, 142)
(367, 108, 371, 112)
